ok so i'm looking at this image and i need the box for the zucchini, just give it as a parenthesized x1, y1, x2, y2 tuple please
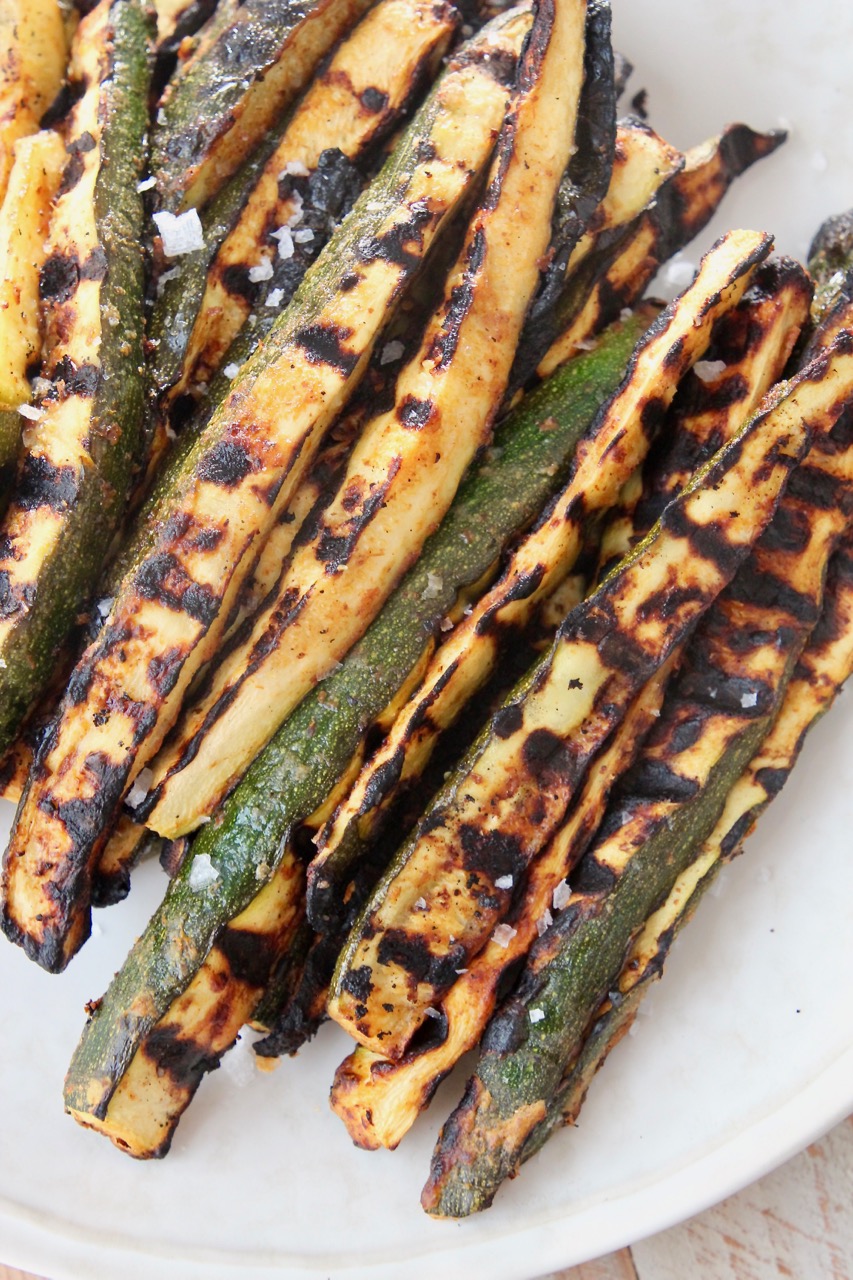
(807, 208, 853, 329)
(142, 0, 589, 839)
(152, 0, 375, 212)
(327, 331, 853, 1060)
(3, 10, 528, 974)
(524, 533, 853, 1165)
(538, 123, 787, 379)
(330, 661, 675, 1150)
(595, 256, 813, 578)
(309, 230, 773, 930)
(0, 0, 150, 762)
(0, 128, 67, 495)
(0, 0, 68, 203)
(62, 314, 654, 1141)
(168, 0, 458, 410)
(422, 403, 853, 1216)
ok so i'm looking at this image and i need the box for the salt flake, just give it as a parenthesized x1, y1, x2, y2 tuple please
(17, 403, 42, 421)
(495, 874, 514, 890)
(188, 852, 219, 891)
(740, 690, 759, 709)
(529, 1008, 545, 1024)
(491, 923, 517, 949)
(421, 571, 443, 600)
(125, 767, 154, 811)
(693, 359, 727, 383)
(293, 228, 314, 245)
(536, 908, 553, 937)
(552, 880, 572, 911)
(380, 340, 405, 366)
(153, 209, 204, 257)
(265, 288, 285, 308)
(223, 363, 240, 380)
(136, 175, 156, 192)
(280, 159, 310, 178)
(248, 258, 274, 283)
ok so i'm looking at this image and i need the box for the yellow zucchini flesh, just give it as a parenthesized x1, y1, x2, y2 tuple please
(142, 0, 589, 840)
(0, 0, 68, 203)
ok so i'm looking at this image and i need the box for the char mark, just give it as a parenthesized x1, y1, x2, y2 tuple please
(40, 252, 80, 304)
(196, 440, 258, 487)
(134, 552, 219, 626)
(376, 927, 466, 990)
(458, 823, 525, 882)
(475, 565, 546, 636)
(16, 454, 79, 512)
(218, 925, 278, 989)
(294, 322, 359, 376)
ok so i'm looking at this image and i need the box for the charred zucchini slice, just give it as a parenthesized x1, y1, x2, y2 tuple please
(0, 0, 68, 202)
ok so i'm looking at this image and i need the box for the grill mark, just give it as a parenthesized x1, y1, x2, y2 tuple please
(492, 703, 523, 739)
(147, 646, 186, 699)
(360, 86, 388, 114)
(355, 199, 433, 270)
(218, 925, 278, 989)
(626, 756, 700, 802)
(661, 503, 751, 574)
(475, 565, 546, 636)
(396, 396, 435, 430)
(16, 455, 79, 512)
(40, 252, 80, 303)
(428, 227, 487, 369)
(480, 996, 529, 1055)
(80, 246, 108, 283)
(375, 927, 465, 990)
(52, 356, 100, 398)
(785, 462, 850, 511)
(143, 1023, 220, 1092)
(753, 765, 790, 798)
(359, 745, 405, 814)
(571, 854, 617, 894)
(196, 440, 257, 487)
(458, 823, 525, 883)
(133, 553, 219, 626)
(726, 562, 820, 624)
(294, 322, 359, 375)
(521, 727, 576, 785)
(451, 43, 519, 88)
(720, 810, 756, 859)
(315, 460, 401, 572)
(219, 262, 257, 302)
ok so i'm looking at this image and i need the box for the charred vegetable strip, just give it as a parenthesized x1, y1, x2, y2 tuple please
(328, 334, 851, 1060)
(0, 129, 67, 491)
(309, 231, 772, 930)
(62, 315, 654, 1134)
(3, 14, 527, 973)
(330, 662, 675, 1149)
(422, 395, 853, 1215)
(152, 0, 375, 212)
(164, 0, 457, 414)
(538, 124, 786, 379)
(0, 0, 68, 203)
(523, 531, 853, 1165)
(595, 256, 812, 577)
(143, 0, 589, 839)
(0, 0, 150, 761)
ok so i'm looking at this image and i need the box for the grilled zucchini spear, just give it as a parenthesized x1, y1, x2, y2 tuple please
(62, 314, 655, 1156)
(309, 230, 773, 930)
(328, 331, 853, 1060)
(152, 0, 375, 213)
(2, 9, 531, 973)
(423, 375, 853, 1215)
(327, 257, 812, 1150)
(154, 0, 457, 426)
(140, 0, 589, 839)
(0, 0, 68, 203)
(524, 529, 853, 1166)
(0, 0, 151, 760)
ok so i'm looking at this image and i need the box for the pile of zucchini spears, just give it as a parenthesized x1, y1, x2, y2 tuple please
(1, 0, 852, 1217)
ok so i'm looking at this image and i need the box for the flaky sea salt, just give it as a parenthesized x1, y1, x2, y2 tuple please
(552, 880, 572, 911)
(96, 597, 114, 619)
(156, 265, 181, 296)
(265, 288, 285, 308)
(136, 175, 156, 193)
(421, 571, 443, 600)
(248, 258, 274, 283)
(495, 874, 514, 890)
(280, 159, 310, 178)
(424, 1007, 442, 1020)
(188, 852, 219, 891)
(272, 225, 294, 259)
(223, 363, 240, 380)
(153, 209, 204, 257)
(536, 908, 553, 937)
(413, 896, 428, 910)
(380, 340, 405, 366)
(17, 403, 42, 421)
(529, 1008, 545, 1024)
(125, 767, 154, 811)
(740, 690, 759, 709)
(693, 359, 727, 383)
(293, 227, 314, 245)
(492, 923, 517, 949)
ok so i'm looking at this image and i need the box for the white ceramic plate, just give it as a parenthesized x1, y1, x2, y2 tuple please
(2, 2, 852, 1277)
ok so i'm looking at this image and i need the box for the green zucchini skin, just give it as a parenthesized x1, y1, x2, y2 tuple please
(152, 0, 374, 211)
(62, 316, 652, 1124)
(807, 207, 853, 325)
(0, 407, 19, 510)
(0, 0, 151, 758)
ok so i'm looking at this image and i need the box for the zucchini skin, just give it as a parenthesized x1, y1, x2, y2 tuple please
(423, 394, 853, 1216)
(309, 230, 773, 933)
(327, 330, 853, 1060)
(524, 532, 853, 1165)
(4, 14, 526, 974)
(0, 0, 151, 758)
(142, 0, 589, 839)
(62, 316, 652, 1131)
(152, 0, 375, 212)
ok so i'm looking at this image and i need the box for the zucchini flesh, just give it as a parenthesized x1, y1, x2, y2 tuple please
(595, 256, 812, 578)
(0, 0, 150, 762)
(142, 0, 589, 839)
(3, 13, 527, 974)
(422, 405, 853, 1216)
(525, 531, 853, 1163)
(327, 332, 853, 1059)
(0, 0, 68, 202)
(0, 129, 66, 490)
(152, 0, 374, 212)
(62, 316, 653, 1135)
(309, 230, 773, 931)
(170, 0, 457, 407)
